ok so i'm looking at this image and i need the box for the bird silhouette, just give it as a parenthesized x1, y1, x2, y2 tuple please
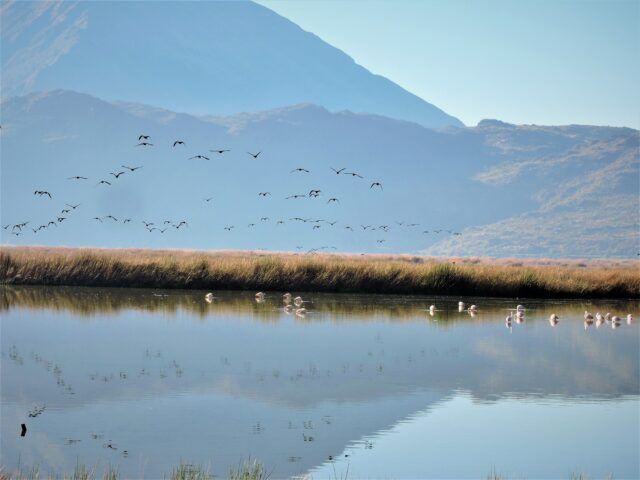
(258, 192, 271, 197)
(327, 198, 340, 204)
(370, 182, 383, 190)
(138, 134, 150, 141)
(110, 171, 125, 178)
(224, 226, 234, 231)
(291, 168, 310, 173)
(93, 217, 103, 222)
(173, 140, 185, 147)
(209, 149, 230, 154)
(97, 180, 111, 186)
(344, 172, 363, 178)
(136, 142, 153, 147)
(68, 176, 88, 180)
(247, 151, 262, 159)
(308, 189, 321, 197)
(286, 194, 306, 199)
(66, 203, 81, 209)
(105, 215, 118, 222)
(330, 167, 346, 175)
(189, 155, 210, 160)
(33, 190, 52, 198)
(204, 197, 214, 202)
(121, 165, 143, 171)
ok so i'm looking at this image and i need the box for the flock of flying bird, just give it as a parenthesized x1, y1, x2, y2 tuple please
(4, 133, 463, 251)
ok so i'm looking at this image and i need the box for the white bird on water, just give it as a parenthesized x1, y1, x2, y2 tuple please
(429, 305, 436, 315)
(282, 292, 292, 303)
(549, 313, 559, 326)
(458, 301, 465, 312)
(584, 311, 594, 321)
(516, 305, 525, 312)
(204, 292, 214, 303)
(295, 307, 306, 316)
(627, 314, 634, 325)
(255, 292, 265, 303)
(294, 296, 304, 307)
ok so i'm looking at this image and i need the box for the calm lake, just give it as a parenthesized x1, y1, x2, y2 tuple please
(1, 286, 638, 479)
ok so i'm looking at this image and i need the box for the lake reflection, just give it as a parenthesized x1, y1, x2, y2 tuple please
(1, 286, 638, 478)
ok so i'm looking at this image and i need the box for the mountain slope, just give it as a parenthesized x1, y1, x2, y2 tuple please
(1, 90, 638, 257)
(0, 0, 462, 129)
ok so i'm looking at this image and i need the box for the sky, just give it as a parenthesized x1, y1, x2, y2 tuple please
(258, 0, 640, 128)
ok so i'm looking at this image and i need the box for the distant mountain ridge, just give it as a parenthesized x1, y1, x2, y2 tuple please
(0, 0, 462, 129)
(2, 90, 637, 258)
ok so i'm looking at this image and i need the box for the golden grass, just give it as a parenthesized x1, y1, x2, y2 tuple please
(1, 246, 638, 298)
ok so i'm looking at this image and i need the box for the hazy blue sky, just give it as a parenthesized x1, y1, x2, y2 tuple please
(258, 0, 639, 128)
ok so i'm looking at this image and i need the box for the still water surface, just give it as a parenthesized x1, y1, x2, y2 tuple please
(1, 287, 638, 478)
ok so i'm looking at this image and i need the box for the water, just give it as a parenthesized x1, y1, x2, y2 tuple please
(1, 286, 638, 479)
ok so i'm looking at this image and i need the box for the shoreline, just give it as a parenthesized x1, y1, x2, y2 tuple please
(1, 246, 639, 299)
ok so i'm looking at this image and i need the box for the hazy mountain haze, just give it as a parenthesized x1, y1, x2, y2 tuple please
(0, 0, 462, 128)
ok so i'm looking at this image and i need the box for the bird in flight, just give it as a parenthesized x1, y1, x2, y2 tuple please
(60, 209, 71, 214)
(142, 221, 154, 227)
(345, 226, 354, 231)
(248, 223, 255, 228)
(370, 182, 383, 190)
(286, 194, 305, 200)
(209, 149, 230, 154)
(121, 165, 143, 171)
(224, 226, 234, 231)
(258, 192, 271, 197)
(247, 151, 261, 159)
(65, 203, 80, 210)
(189, 155, 210, 160)
(291, 168, 309, 173)
(330, 167, 346, 175)
(136, 142, 153, 147)
(173, 140, 185, 147)
(175, 221, 188, 229)
(110, 171, 125, 179)
(68, 176, 88, 180)
(327, 198, 340, 204)
(377, 239, 386, 244)
(260, 217, 269, 222)
(105, 215, 118, 222)
(312, 225, 321, 230)
(93, 217, 103, 222)
(309, 189, 321, 197)
(97, 180, 111, 186)
(204, 197, 214, 202)
(138, 134, 151, 141)
(123, 219, 132, 223)
(344, 172, 363, 178)
(34, 190, 52, 198)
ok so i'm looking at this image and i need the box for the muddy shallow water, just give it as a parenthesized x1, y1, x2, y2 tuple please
(1, 286, 638, 478)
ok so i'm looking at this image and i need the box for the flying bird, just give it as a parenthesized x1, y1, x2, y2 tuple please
(121, 165, 143, 171)
(93, 217, 103, 223)
(34, 190, 52, 198)
(204, 197, 214, 202)
(189, 155, 210, 160)
(110, 171, 125, 178)
(286, 194, 305, 199)
(209, 149, 230, 154)
(68, 176, 88, 180)
(308, 189, 321, 197)
(136, 142, 153, 147)
(330, 167, 346, 175)
(370, 182, 383, 190)
(327, 198, 340, 204)
(138, 134, 151, 141)
(344, 172, 363, 178)
(66, 203, 81, 209)
(247, 151, 261, 159)
(105, 215, 118, 222)
(97, 180, 112, 186)
(224, 226, 234, 231)
(173, 140, 185, 147)
(258, 192, 271, 197)
(291, 168, 309, 173)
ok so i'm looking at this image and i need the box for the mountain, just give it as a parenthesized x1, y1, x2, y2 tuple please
(1, 90, 638, 258)
(0, 0, 462, 129)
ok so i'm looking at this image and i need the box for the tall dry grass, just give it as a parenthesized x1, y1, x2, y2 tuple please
(1, 247, 638, 298)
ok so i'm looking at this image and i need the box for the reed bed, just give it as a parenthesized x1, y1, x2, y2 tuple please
(1, 247, 638, 298)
